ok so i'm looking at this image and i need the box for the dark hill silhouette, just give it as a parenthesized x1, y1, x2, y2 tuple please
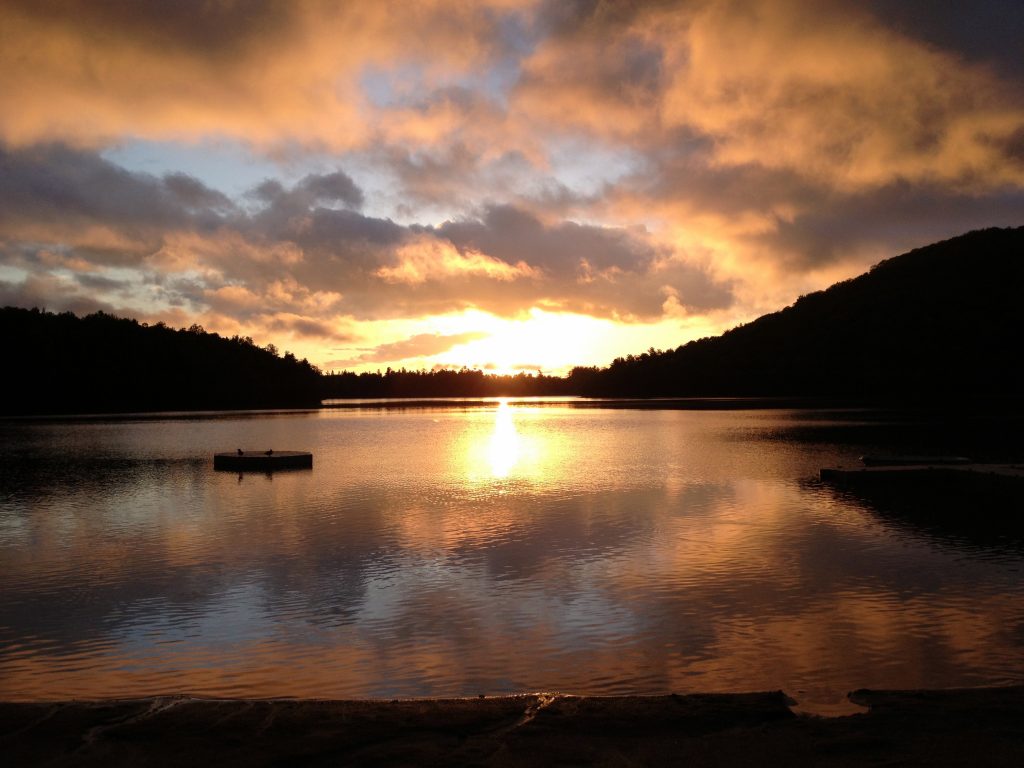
(0, 309, 322, 415)
(569, 226, 1024, 400)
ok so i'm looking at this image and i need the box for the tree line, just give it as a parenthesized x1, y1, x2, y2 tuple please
(322, 368, 573, 399)
(0, 308, 322, 415)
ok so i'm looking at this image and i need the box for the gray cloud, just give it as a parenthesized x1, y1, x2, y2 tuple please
(296, 171, 365, 209)
(266, 315, 351, 342)
(865, 0, 1024, 79)
(748, 182, 1024, 271)
(4, 0, 297, 61)
(0, 274, 118, 316)
(436, 204, 656, 276)
(0, 144, 229, 240)
(163, 172, 235, 212)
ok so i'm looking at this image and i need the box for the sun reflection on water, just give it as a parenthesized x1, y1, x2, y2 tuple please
(488, 399, 520, 478)
(457, 398, 558, 484)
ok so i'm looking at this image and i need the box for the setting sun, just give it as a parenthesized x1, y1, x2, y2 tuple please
(434, 310, 621, 376)
(324, 308, 730, 376)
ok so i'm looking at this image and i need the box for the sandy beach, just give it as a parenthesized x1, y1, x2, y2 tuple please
(3, 686, 1023, 766)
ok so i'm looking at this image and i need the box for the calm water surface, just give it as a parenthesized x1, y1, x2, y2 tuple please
(1, 401, 1023, 710)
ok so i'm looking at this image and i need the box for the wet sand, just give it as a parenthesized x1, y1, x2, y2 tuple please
(3, 687, 1023, 766)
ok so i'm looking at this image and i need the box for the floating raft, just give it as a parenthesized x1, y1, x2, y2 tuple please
(213, 451, 313, 472)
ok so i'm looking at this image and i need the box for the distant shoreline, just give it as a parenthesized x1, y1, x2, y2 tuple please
(3, 686, 1022, 766)
(5, 394, 1024, 422)
(0, 395, 855, 421)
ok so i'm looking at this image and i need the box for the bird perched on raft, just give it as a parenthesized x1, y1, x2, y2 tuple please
(213, 450, 312, 471)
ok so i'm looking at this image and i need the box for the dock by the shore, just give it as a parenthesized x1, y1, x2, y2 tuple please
(820, 462, 1024, 493)
(2, 687, 1023, 766)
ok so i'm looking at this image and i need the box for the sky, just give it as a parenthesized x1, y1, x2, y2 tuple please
(1, 0, 1022, 375)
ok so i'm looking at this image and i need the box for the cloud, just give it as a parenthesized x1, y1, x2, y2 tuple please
(431, 205, 732, 318)
(296, 172, 365, 209)
(0, 145, 730, 338)
(0, 143, 228, 263)
(0, 0, 522, 150)
(864, 0, 1024, 79)
(2, 1, 1023, 368)
(329, 331, 489, 367)
(252, 171, 365, 213)
(0, 273, 119, 316)
(163, 173, 235, 211)
(515, 0, 1024, 191)
(376, 237, 539, 284)
(265, 313, 351, 342)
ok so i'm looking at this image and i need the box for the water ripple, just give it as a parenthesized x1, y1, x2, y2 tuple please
(1, 406, 1023, 706)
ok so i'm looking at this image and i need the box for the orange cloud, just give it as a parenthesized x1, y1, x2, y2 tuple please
(2, 1, 1023, 371)
(514, 0, 1024, 191)
(377, 238, 538, 284)
(0, 1, 529, 151)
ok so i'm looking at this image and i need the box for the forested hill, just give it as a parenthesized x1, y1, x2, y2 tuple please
(0, 309, 322, 415)
(569, 226, 1024, 400)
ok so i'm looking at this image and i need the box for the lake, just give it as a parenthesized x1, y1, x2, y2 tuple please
(1, 400, 1022, 712)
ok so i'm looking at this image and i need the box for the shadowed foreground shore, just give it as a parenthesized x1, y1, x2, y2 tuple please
(2, 687, 1023, 766)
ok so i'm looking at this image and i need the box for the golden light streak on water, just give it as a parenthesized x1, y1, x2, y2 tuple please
(488, 400, 520, 479)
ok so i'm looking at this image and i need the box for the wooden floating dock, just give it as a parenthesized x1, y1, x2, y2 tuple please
(820, 462, 1024, 491)
(213, 451, 313, 472)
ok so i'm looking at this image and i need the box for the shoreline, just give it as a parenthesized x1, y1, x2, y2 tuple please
(3, 686, 1023, 766)
(7, 395, 1024, 421)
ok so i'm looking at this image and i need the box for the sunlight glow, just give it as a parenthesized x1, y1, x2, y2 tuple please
(487, 399, 520, 478)
(326, 307, 732, 376)
(455, 400, 579, 488)
(428, 308, 715, 376)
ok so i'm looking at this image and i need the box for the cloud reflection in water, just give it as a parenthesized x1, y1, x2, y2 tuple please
(2, 406, 1024, 707)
